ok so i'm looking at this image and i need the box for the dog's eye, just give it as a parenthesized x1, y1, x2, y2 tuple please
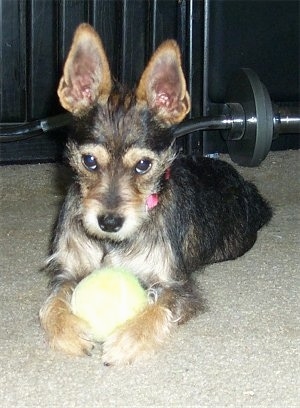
(135, 159, 152, 175)
(82, 154, 98, 171)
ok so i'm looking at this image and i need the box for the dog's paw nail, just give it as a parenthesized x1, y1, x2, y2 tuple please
(84, 349, 93, 357)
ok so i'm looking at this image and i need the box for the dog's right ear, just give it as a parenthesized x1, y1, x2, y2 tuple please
(57, 24, 112, 116)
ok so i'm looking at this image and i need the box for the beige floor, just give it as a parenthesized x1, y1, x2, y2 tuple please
(0, 150, 299, 407)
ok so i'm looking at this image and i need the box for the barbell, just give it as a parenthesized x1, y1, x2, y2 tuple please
(1, 68, 299, 167)
(174, 68, 300, 166)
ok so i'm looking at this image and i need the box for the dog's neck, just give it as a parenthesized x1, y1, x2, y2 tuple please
(146, 168, 171, 210)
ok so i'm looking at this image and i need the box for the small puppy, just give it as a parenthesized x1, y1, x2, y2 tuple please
(40, 23, 272, 365)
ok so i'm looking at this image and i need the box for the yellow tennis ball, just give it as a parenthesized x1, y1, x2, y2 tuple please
(71, 267, 148, 341)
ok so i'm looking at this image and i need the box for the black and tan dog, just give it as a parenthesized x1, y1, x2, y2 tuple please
(39, 24, 272, 365)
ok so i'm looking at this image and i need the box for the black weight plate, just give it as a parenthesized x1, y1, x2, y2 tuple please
(225, 68, 273, 167)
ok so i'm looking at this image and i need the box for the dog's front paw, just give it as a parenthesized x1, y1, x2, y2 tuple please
(40, 298, 95, 356)
(102, 323, 151, 366)
(102, 304, 173, 365)
(50, 313, 95, 356)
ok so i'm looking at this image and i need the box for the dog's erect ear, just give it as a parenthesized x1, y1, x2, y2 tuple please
(57, 24, 112, 116)
(136, 40, 190, 125)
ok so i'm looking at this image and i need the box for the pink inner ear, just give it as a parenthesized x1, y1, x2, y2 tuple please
(81, 87, 92, 100)
(154, 88, 178, 110)
(74, 72, 94, 101)
(150, 62, 181, 111)
(67, 51, 99, 103)
(155, 92, 174, 108)
(68, 76, 93, 103)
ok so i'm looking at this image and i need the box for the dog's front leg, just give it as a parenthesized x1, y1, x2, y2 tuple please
(102, 281, 203, 365)
(39, 280, 95, 356)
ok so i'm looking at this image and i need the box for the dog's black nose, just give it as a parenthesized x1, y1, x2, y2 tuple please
(98, 214, 124, 233)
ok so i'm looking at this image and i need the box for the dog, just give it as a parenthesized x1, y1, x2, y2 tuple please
(39, 23, 272, 365)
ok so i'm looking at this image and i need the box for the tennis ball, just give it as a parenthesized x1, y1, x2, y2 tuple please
(71, 267, 148, 341)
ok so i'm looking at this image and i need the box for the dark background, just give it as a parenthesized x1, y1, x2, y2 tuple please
(0, 0, 299, 164)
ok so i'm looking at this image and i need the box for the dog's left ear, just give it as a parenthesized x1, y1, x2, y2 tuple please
(136, 40, 190, 125)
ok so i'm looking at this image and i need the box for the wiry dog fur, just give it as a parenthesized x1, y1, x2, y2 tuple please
(39, 23, 272, 365)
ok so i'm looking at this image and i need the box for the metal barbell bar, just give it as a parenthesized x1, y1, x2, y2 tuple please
(1, 68, 299, 167)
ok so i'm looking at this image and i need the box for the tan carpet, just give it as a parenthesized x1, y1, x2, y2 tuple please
(0, 150, 299, 407)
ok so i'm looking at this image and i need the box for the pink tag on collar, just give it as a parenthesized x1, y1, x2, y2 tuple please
(145, 168, 171, 211)
(146, 193, 159, 210)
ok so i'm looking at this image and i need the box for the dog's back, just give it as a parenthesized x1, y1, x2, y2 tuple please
(164, 156, 272, 269)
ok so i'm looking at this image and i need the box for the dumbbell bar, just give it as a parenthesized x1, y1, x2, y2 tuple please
(174, 68, 300, 167)
(1, 68, 299, 167)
